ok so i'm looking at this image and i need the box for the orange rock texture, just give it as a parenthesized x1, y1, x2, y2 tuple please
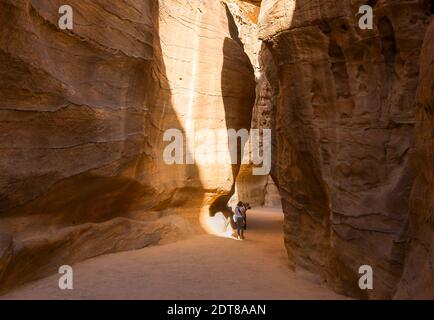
(0, 0, 255, 293)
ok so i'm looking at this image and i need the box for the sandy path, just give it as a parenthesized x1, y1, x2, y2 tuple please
(2, 208, 347, 299)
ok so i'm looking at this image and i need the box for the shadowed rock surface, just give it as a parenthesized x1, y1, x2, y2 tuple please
(396, 18, 434, 299)
(257, 0, 433, 298)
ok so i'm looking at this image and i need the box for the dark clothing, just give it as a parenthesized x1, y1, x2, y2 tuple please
(242, 211, 247, 230)
(236, 218, 244, 239)
(234, 204, 247, 239)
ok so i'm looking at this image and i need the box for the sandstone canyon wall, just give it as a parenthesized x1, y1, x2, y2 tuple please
(395, 19, 434, 299)
(0, 0, 255, 293)
(225, 0, 281, 209)
(257, 0, 433, 298)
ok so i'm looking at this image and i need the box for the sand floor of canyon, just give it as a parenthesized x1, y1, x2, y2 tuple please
(1, 208, 347, 300)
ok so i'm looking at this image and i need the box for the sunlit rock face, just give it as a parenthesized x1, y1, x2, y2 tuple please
(0, 0, 255, 292)
(159, 0, 255, 207)
(224, 0, 281, 209)
(395, 19, 434, 299)
(257, 0, 432, 298)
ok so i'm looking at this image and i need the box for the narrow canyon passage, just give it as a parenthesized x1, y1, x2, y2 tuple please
(0, 0, 433, 300)
(1, 208, 346, 300)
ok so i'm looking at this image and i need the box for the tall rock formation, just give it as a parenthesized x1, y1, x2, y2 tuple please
(225, 0, 281, 209)
(0, 0, 255, 293)
(396, 19, 434, 299)
(257, 0, 432, 298)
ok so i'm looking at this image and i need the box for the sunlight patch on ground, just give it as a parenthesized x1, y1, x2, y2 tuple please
(200, 209, 235, 239)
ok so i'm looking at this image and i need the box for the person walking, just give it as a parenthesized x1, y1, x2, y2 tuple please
(242, 202, 250, 230)
(233, 201, 245, 240)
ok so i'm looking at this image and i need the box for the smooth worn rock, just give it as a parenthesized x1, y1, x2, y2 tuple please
(225, 1, 280, 209)
(0, 0, 255, 293)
